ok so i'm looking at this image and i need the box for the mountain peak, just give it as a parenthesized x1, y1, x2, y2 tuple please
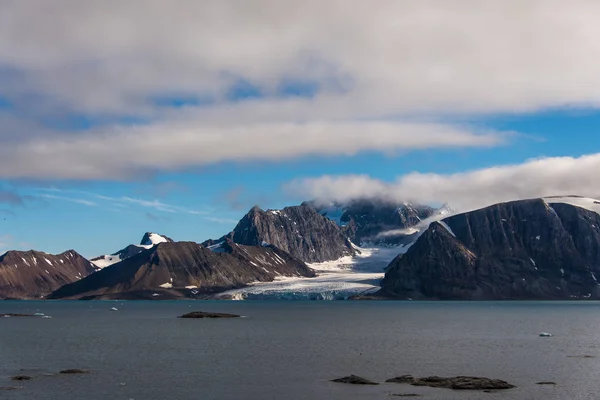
(140, 232, 173, 246)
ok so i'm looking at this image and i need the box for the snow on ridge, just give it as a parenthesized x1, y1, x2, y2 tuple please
(91, 254, 122, 269)
(544, 196, 600, 215)
(437, 220, 456, 238)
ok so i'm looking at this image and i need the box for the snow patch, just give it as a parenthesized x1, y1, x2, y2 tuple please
(91, 254, 122, 269)
(159, 282, 173, 289)
(438, 220, 456, 237)
(44, 258, 53, 266)
(185, 285, 198, 289)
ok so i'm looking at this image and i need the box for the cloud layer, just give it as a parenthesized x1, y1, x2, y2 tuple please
(285, 153, 600, 212)
(0, 1, 599, 179)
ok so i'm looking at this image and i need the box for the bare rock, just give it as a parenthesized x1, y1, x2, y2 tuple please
(387, 375, 515, 390)
(179, 311, 240, 319)
(11, 376, 32, 381)
(331, 375, 379, 385)
(59, 369, 90, 374)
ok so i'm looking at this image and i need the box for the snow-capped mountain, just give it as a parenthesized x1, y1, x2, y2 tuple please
(381, 196, 600, 300)
(90, 232, 174, 269)
(306, 199, 441, 247)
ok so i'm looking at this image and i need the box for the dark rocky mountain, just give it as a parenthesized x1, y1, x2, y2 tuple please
(90, 232, 173, 269)
(0, 249, 96, 299)
(306, 199, 438, 246)
(203, 205, 356, 263)
(50, 240, 315, 300)
(381, 198, 600, 300)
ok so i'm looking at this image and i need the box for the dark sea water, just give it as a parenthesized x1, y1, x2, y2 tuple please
(1, 301, 600, 400)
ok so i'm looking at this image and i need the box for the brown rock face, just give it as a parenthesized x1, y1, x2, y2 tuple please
(381, 198, 600, 300)
(205, 205, 356, 263)
(49, 240, 314, 299)
(0, 250, 96, 299)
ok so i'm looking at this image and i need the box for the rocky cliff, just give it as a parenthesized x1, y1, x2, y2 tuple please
(204, 205, 356, 263)
(0, 249, 96, 299)
(381, 198, 600, 300)
(50, 240, 315, 299)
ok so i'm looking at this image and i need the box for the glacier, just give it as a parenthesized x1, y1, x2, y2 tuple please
(215, 245, 404, 300)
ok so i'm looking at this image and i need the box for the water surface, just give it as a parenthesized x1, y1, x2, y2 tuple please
(1, 301, 599, 399)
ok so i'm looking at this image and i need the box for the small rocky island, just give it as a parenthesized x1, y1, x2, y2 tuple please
(331, 375, 379, 385)
(386, 375, 516, 390)
(178, 311, 240, 319)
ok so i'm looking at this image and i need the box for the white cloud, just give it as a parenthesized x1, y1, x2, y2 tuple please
(0, 123, 506, 179)
(36, 189, 207, 215)
(40, 194, 97, 206)
(285, 153, 600, 212)
(1, 1, 600, 178)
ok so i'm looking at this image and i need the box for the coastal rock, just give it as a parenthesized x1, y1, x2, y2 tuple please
(331, 375, 379, 385)
(386, 375, 515, 390)
(59, 369, 90, 374)
(11, 376, 32, 381)
(381, 198, 600, 300)
(178, 311, 240, 319)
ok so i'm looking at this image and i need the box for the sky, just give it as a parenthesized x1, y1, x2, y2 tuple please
(2, 1, 600, 257)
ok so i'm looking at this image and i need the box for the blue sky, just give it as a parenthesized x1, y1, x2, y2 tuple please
(2, 2, 600, 257)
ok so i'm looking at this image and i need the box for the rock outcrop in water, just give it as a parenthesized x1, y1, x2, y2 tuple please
(386, 375, 515, 390)
(0, 249, 96, 299)
(204, 205, 356, 263)
(331, 375, 379, 385)
(381, 198, 600, 300)
(49, 240, 314, 299)
(179, 311, 240, 318)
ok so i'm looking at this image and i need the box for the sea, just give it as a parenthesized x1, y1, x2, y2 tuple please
(1, 300, 599, 400)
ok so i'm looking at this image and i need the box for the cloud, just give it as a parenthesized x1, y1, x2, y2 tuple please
(285, 153, 600, 212)
(2, 1, 598, 179)
(4, 1, 600, 115)
(0, 123, 507, 180)
(35, 188, 208, 215)
(39, 193, 97, 206)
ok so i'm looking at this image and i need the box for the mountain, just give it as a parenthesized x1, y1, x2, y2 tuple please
(380, 196, 600, 300)
(0, 249, 96, 299)
(49, 240, 315, 300)
(90, 232, 173, 269)
(307, 199, 440, 246)
(203, 205, 356, 263)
